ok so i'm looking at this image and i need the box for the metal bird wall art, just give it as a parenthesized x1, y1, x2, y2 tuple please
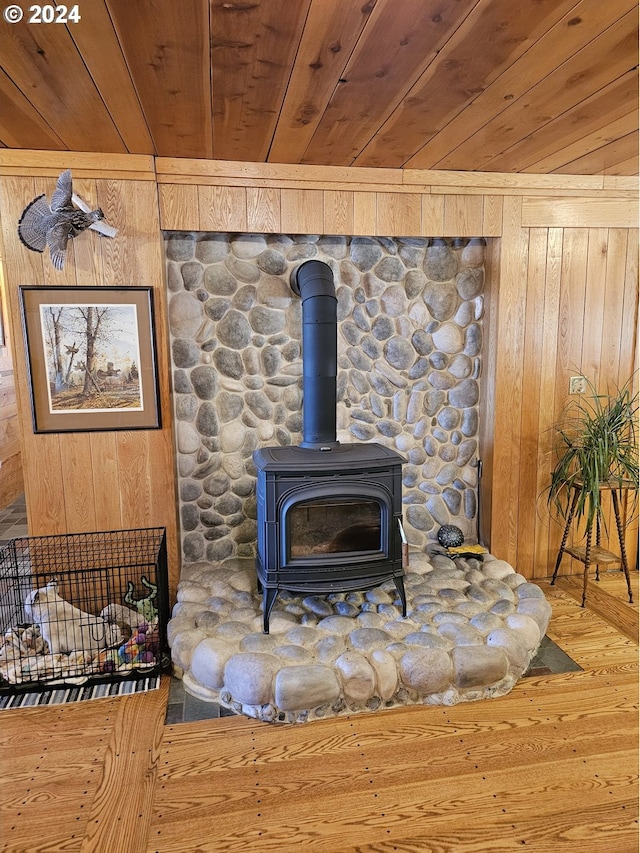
(18, 170, 108, 270)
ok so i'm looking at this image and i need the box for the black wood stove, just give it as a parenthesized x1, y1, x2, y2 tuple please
(253, 261, 406, 632)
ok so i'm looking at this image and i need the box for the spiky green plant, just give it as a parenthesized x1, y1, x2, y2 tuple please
(547, 375, 638, 533)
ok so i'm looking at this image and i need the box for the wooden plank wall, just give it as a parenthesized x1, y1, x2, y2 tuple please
(157, 159, 639, 580)
(0, 151, 180, 599)
(0, 152, 636, 590)
(0, 246, 23, 509)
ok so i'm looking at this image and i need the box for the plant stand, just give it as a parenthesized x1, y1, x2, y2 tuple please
(551, 481, 635, 607)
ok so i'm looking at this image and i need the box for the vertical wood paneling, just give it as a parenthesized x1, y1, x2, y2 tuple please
(26, 435, 67, 534)
(129, 178, 180, 596)
(198, 186, 247, 232)
(552, 229, 590, 570)
(489, 196, 528, 564)
(517, 228, 548, 571)
(601, 229, 629, 384)
(246, 187, 281, 232)
(620, 229, 638, 571)
(90, 432, 122, 527)
(159, 184, 200, 231)
(556, 229, 588, 379)
(619, 229, 639, 390)
(280, 189, 324, 233)
(421, 194, 445, 235)
(598, 229, 631, 556)
(0, 176, 66, 533)
(443, 193, 484, 235)
(493, 220, 639, 580)
(375, 192, 421, 236)
(533, 228, 563, 572)
(353, 192, 377, 235)
(482, 195, 503, 237)
(61, 433, 97, 532)
(581, 229, 609, 377)
(478, 237, 501, 545)
(115, 431, 153, 531)
(323, 191, 354, 235)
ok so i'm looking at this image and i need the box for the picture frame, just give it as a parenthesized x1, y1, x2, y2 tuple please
(19, 286, 161, 433)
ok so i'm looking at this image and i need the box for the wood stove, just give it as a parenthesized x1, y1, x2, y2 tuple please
(253, 261, 406, 632)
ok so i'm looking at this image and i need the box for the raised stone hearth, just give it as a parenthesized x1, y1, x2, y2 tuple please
(168, 550, 552, 723)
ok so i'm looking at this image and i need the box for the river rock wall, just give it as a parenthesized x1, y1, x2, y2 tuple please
(165, 233, 485, 565)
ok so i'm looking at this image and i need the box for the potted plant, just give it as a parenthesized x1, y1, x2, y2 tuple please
(547, 375, 638, 533)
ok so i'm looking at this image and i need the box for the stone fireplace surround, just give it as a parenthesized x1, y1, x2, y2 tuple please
(167, 231, 484, 561)
(165, 231, 552, 721)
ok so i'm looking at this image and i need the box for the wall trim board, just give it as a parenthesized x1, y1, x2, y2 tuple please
(0, 150, 156, 180)
(156, 157, 624, 193)
(522, 197, 639, 228)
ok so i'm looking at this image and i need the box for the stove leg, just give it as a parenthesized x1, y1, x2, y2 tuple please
(394, 576, 407, 617)
(262, 587, 278, 634)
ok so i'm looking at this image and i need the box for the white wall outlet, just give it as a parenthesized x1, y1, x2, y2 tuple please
(569, 376, 587, 394)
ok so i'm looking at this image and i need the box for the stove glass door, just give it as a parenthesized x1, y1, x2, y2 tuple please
(288, 497, 382, 559)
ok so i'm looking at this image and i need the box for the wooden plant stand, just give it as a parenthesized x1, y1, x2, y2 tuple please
(551, 480, 635, 607)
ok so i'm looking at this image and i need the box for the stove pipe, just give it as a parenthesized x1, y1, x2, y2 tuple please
(290, 260, 339, 450)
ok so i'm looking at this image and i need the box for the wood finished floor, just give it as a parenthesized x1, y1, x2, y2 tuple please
(0, 572, 637, 853)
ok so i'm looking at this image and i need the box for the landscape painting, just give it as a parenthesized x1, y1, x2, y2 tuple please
(20, 286, 161, 433)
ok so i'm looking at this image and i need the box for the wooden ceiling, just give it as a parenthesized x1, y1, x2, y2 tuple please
(0, 0, 637, 175)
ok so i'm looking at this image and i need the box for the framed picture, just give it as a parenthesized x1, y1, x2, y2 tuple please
(19, 286, 161, 433)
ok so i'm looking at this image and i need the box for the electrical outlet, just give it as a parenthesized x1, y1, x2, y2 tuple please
(569, 376, 587, 394)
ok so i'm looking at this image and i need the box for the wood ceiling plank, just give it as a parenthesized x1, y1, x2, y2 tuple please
(0, 19, 126, 152)
(267, 0, 377, 164)
(211, 0, 311, 162)
(553, 131, 639, 175)
(485, 70, 639, 173)
(523, 110, 639, 174)
(106, 0, 212, 158)
(68, 0, 154, 154)
(353, 0, 582, 168)
(603, 156, 639, 176)
(0, 69, 65, 150)
(402, 0, 637, 170)
(433, 8, 639, 171)
(301, 0, 480, 167)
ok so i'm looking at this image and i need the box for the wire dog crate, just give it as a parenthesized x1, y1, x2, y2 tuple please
(0, 527, 169, 694)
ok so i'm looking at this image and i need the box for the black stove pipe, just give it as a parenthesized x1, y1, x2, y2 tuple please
(290, 260, 339, 450)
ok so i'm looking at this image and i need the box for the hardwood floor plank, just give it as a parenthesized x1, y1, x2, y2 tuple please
(0, 703, 115, 852)
(79, 679, 169, 853)
(152, 712, 637, 817)
(555, 575, 638, 642)
(150, 749, 638, 852)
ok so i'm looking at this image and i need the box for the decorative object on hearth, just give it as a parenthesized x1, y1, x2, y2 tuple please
(437, 524, 465, 548)
(446, 543, 488, 559)
(547, 374, 638, 606)
(17, 169, 111, 270)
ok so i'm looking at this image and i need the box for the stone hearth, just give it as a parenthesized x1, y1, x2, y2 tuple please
(168, 550, 551, 723)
